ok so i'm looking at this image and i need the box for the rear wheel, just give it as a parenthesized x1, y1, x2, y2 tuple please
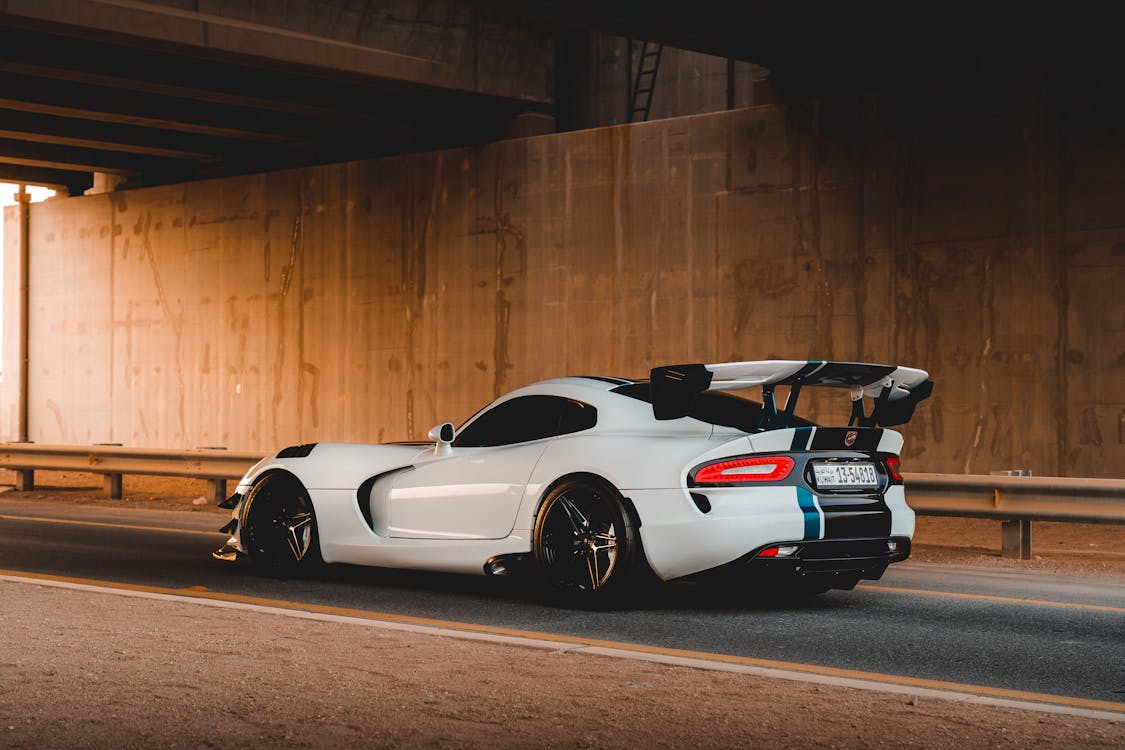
(241, 472, 321, 573)
(532, 477, 639, 606)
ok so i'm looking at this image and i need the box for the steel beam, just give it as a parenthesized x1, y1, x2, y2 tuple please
(0, 72, 312, 141)
(0, 109, 227, 160)
(0, 162, 89, 194)
(0, 136, 197, 176)
(0, 27, 423, 120)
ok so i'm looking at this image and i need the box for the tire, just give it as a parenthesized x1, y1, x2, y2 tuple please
(532, 477, 639, 606)
(240, 472, 321, 573)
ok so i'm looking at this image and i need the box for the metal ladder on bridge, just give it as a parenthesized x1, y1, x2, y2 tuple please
(628, 41, 663, 122)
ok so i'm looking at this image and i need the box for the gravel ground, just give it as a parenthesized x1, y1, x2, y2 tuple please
(0, 471, 1122, 748)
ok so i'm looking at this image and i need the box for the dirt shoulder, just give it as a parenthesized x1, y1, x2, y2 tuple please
(1, 578, 1122, 749)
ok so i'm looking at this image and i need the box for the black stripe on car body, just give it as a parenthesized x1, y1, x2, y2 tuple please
(817, 494, 892, 538)
(811, 427, 883, 451)
(580, 376, 634, 385)
(790, 426, 814, 450)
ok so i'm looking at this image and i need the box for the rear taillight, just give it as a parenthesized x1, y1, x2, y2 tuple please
(886, 456, 903, 482)
(690, 455, 795, 486)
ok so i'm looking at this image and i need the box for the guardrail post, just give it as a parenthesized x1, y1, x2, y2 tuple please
(15, 469, 33, 491)
(95, 444, 124, 499)
(993, 470, 1032, 560)
(1001, 519, 1032, 560)
(209, 479, 227, 506)
(102, 473, 123, 499)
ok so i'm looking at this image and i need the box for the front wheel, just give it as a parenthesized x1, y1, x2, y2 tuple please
(532, 477, 640, 606)
(241, 472, 321, 574)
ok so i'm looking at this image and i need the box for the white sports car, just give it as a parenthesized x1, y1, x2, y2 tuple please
(215, 360, 933, 604)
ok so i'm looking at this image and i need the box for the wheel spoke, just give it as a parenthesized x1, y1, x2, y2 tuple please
(286, 529, 305, 561)
(542, 532, 557, 565)
(286, 512, 313, 561)
(557, 495, 588, 533)
(289, 511, 312, 531)
(585, 552, 600, 590)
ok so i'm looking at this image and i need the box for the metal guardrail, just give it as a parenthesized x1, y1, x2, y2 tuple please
(0, 444, 1121, 559)
(0, 443, 264, 504)
(904, 472, 1125, 524)
(904, 471, 1125, 559)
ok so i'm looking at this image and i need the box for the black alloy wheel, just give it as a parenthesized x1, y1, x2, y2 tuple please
(533, 477, 639, 605)
(241, 472, 321, 572)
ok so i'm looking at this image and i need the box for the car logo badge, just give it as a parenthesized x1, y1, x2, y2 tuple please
(844, 430, 858, 447)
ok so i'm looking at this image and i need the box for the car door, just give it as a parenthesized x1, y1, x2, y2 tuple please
(385, 395, 596, 540)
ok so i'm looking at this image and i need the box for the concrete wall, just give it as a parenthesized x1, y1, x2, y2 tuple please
(5, 74, 1124, 477)
(560, 32, 770, 129)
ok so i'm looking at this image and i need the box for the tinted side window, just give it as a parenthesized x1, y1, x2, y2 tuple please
(454, 395, 597, 448)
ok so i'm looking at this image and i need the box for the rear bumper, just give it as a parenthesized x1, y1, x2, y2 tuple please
(694, 536, 911, 585)
(630, 485, 915, 581)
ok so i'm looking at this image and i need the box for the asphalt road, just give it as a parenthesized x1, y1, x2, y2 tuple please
(2, 498, 1123, 705)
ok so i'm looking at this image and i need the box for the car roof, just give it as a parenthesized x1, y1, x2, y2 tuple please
(476, 376, 709, 436)
(530, 376, 636, 390)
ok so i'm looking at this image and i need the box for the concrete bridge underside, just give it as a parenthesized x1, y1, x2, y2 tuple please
(3, 74, 1123, 478)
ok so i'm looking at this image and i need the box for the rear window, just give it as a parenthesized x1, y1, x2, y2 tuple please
(611, 382, 815, 433)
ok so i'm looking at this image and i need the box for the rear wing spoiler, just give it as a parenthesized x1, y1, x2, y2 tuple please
(650, 360, 934, 429)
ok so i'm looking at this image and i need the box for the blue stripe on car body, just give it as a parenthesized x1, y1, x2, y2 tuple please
(796, 486, 822, 540)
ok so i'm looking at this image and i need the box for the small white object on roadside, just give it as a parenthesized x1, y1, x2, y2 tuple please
(192, 496, 208, 506)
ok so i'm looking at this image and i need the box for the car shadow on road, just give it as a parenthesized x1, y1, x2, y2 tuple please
(231, 558, 837, 614)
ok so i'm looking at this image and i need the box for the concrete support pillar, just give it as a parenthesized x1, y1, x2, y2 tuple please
(83, 172, 125, 196)
(14, 469, 33, 491)
(15, 184, 30, 444)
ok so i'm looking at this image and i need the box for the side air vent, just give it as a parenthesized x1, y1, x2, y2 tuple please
(277, 443, 317, 459)
(690, 492, 712, 514)
(356, 475, 378, 532)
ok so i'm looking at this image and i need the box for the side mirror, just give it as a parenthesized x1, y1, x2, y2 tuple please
(428, 422, 455, 455)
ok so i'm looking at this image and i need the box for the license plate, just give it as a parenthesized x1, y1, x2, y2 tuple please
(813, 462, 878, 488)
